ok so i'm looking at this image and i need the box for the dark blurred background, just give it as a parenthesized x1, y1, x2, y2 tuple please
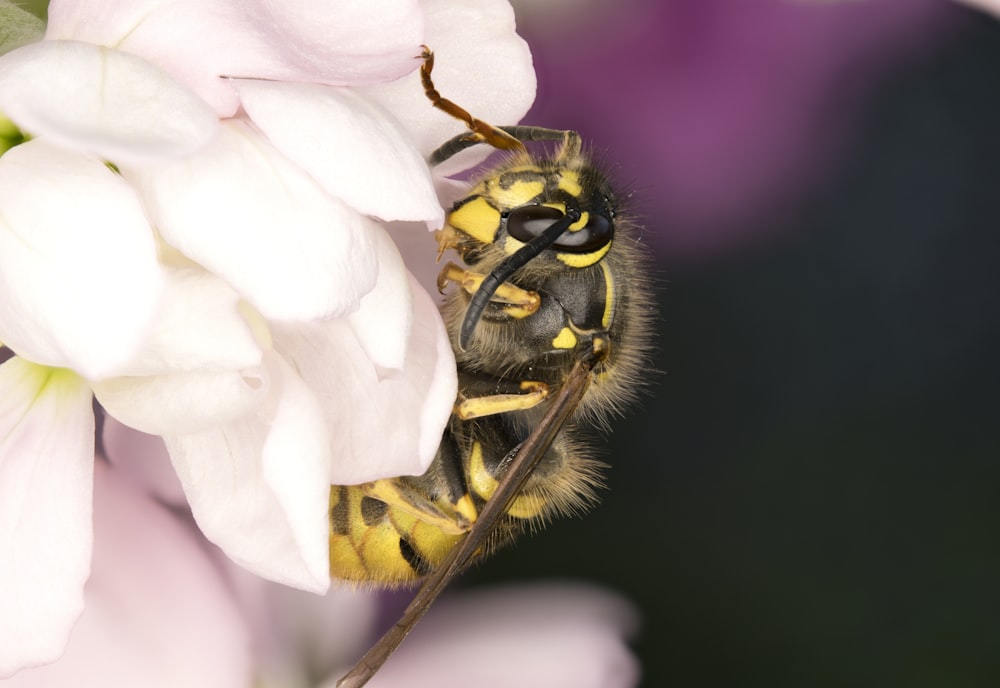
(461, 1, 1000, 686)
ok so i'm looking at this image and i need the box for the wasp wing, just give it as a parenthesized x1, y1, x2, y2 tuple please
(336, 349, 601, 688)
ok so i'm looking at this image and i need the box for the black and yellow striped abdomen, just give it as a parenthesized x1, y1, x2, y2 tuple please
(329, 404, 602, 585)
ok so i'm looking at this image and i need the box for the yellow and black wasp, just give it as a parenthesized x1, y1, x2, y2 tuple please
(333, 48, 655, 687)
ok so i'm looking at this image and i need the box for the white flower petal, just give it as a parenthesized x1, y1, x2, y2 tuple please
(92, 365, 268, 436)
(0, 139, 163, 379)
(163, 352, 331, 592)
(110, 264, 263, 377)
(46, 0, 424, 116)
(129, 119, 377, 322)
(360, 583, 640, 688)
(236, 79, 444, 228)
(0, 360, 94, 677)
(347, 227, 413, 374)
(359, 0, 536, 173)
(234, 0, 425, 83)
(384, 219, 449, 303)
(100, 417, 187, 506)
(274, 274, 456, 484)
(2, 463, 253, 688)
(0, 40, 218, 166)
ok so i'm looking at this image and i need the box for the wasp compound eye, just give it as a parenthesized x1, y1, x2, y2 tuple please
(506, 205, 613, 254)
(506, 205, 565, 242)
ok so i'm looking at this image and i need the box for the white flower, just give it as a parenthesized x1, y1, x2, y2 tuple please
(0, 0, 535, 676)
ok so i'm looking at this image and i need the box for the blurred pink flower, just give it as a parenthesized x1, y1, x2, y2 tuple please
(0, 0, 536, 676)
(356, 584, 639, 688)
(1, 462, 254, 688)
(5, 441, 638, 687)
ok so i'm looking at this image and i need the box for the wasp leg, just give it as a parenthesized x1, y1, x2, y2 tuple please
(420, 46, 526, 154)
(434, 226, 462, 259)
(362, 479, 476, 534)
(455, 381, 549, 420)
(437, 262, 540, 319)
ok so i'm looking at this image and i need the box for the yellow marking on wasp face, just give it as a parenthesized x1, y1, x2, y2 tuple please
(448, 196, 501, 245)
(552, 327, 578, 350)
(557, 239, 612, 268)
(557, 170, 583, 197)
(492, 179, 545, 209)
(568, 211, 589, 232)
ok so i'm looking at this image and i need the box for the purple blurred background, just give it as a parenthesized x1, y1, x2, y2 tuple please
(521, 0, 961, 262)
(460, 1, 1000, 685)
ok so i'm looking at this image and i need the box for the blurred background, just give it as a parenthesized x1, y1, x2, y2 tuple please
(460, 0, 1000, 686)
(14, 0, 998, 684)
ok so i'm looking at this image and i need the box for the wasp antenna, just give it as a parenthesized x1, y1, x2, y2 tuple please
(459, 209, 581, 349)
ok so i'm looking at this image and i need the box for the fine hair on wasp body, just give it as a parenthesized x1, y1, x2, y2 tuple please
(333, 46, 655, 688)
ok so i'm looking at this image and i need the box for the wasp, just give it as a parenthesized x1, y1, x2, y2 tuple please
(333, 48, 655, 687)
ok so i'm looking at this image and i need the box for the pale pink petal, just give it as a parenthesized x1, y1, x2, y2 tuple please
(385, 220, 450, 294)
(359, 0, 536, 173)
(222, 564, 379, 686)
(273, 274, 456, 484)
(347, 227, 413, 374)
(107, 264, 263, 376)
(357, 583, 640, 688)
(0, 139, 163, 378)
(46, 0, 424, 116)
(0, 40, 218, 166)
(163, 352, 331, 592)
(100, 417, 186, 506)
(235, 79, 444, 228)
(0, 360, 93, 677)
(92, 365, 268, 436)
(954, 0, 1000, 16)
(384, 219, 450, 301)
(234, 0, 425, 83)
(129, 119, 377, 322)
(2, 463, 253, 687)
